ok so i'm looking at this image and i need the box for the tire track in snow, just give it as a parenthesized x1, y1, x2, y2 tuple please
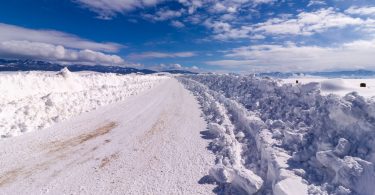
(0, 78, 216, 194)
(0, 121, 118, 187)
(137, 113, 166, 146)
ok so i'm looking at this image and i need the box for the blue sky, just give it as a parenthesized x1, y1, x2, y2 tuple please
(0, 0, 375, 72)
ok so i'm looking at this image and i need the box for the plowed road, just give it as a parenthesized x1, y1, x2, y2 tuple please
(0, 78, 215, 194)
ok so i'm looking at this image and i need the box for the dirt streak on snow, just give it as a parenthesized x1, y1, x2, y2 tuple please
(0, 78, 215, 194)
(0, 122, 118, 187)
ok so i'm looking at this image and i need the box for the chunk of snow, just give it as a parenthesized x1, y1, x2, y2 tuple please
(274, 177, 308, 195)
(57, 67, 71, 78)
(179, 74, 375, 194)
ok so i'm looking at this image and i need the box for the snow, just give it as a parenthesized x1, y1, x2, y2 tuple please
(283, 77, 375, 98)
(0, 78, 216, 194)
(179, 74, 375, 195)
(2, 69, 375, 194)
(0, 69, 167, 138)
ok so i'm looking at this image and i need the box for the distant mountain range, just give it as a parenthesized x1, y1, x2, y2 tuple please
(0, 59, 198, 75)
(1, 59, 374, 77)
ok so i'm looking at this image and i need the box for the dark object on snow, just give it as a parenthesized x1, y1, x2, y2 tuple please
(296, 80, 299, 84)
(360, 83, 366, 87)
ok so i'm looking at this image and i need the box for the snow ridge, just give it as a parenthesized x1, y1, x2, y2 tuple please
(0, 70, 167, 138)
(179, 78, 264, 194)
(179, 75, 375, 195)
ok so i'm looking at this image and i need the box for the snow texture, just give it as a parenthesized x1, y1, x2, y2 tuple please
(178, 74, 375, 195)
(0, 78, 216, 194)
(0, 68, 166, 138)
(283, 78, 375, 98)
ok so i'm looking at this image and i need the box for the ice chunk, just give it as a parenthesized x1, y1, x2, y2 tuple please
(334, 138, 351, 157)
(209, 165, 263, 194)
(273, 177, 308, 195)
(57, 67, 72, 78)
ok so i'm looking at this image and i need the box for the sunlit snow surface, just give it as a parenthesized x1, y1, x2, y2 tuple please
(283, 77, 375, 98)
(0, 68, 167, 138)
(2, 70, 375, 195)
(179, 74, 375, 195)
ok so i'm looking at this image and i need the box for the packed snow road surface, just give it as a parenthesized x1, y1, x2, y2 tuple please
(0, 78, 215, 194)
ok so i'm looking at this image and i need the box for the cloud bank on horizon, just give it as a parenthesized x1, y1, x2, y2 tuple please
(0, 0, 375, 72)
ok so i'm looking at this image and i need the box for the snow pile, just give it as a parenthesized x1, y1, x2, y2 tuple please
(178, 78, 264, 194)
(0, 69, 167, 138)
(179, 74, 375, 195)
(283, 78, 375, 98)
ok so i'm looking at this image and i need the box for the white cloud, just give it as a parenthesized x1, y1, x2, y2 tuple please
(143, 9, 184, 21)
(211, 3, 227, 13)
(346, 6, 375, 16)
(128, 51, 195, 59)
(206, 60, 255, 67)
(206, 39, 375, 72)
(0, 23, 125, 65)
(307, 0, 326, 7)
(202, 8, 375, 40)
(74, 0, 164, 19)
(0, 23, 122, 52)
(152, 63, 199, 71)
(251, 34, 266, 39)
(254, 8, 366, 36)
(252, 0, 275, 4)
(203, 20, 253, 40)
(178, 0, 203, 14)
(170, 20, 185, 28)
(0, 40, 124, 65)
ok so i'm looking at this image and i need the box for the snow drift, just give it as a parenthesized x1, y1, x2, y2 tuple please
(0, 68, 167, 138)
(179, 74, 375, 195)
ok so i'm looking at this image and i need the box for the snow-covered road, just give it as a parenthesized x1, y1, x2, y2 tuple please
(0, 78, 216, 194)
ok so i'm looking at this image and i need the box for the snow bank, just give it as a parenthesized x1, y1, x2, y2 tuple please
(178, 78, 264, 194)
(283, 78, 375, 98)
(0, 69, 167, 138)
(179, 74, 375, 195)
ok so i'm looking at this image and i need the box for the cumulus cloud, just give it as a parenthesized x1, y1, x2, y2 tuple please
(0, 23, 125, 65)
(128, 51, 196, 59)
(74, 0, 164, 19)
(252, 8, 368, 36)
(74, 0, 276, 24)
(68, 1, 375, 71)
(170, 20, 185, 28)
(151, 63, 199, 71)
(307, 0, 326, 7)
(73, 0, 374, 41)
(203, 20, 254, 40)
(206, 39, 375, 72)
(0, 40, 124, 65)
(206, 60, 255, 67)
(0, 23, 122, 52)
(143, 8, 184, 21)
(346, 6, 375, 16)
(201, 7, 375, 40)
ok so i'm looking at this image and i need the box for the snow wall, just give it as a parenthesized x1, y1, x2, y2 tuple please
(179, 74, 375, 195)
